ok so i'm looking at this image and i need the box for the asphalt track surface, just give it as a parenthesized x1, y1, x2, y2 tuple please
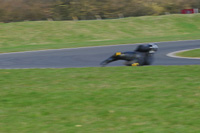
(0, 40, 199, 69)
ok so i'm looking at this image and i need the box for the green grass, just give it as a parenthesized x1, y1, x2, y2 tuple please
(0, 14, 200, 132)
(176, 49, 200, 58)
(0, 14, 200, 53)
(0, 66, 200, 132)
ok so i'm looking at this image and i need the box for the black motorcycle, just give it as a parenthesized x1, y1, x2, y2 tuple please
(100, 43, 158, 66)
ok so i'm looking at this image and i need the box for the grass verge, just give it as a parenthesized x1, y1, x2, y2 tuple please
(176, 48, 200, 58)
(0, 66, 200, 132)
(0, 14, 200, 53)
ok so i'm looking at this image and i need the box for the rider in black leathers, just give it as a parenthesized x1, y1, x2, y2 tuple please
(100, 43, 158, 66)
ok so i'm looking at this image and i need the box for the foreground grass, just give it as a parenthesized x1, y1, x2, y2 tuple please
(0, 14, 200, 53)
(176, 48, 200, 58)
(0, 66, 200, 132)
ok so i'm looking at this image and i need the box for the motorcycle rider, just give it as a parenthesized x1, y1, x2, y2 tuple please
(100, 43, 158, 66)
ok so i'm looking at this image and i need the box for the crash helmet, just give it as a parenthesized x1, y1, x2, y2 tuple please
(148, 43, 158, 52)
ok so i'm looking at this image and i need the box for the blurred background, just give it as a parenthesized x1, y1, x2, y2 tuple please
(0, 0, 199, 23)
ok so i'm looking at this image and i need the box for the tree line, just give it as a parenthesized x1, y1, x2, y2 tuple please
(0, 0, 199, 22)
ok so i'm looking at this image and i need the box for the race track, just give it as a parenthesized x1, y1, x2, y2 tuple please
(0, 40, 199, 69)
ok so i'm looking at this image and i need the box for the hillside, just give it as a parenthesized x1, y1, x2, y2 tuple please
(0, 14, 200, 53)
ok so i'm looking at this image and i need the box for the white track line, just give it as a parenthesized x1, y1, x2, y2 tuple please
(167, 48, 200, 59)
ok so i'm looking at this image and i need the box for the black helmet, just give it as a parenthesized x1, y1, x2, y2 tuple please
(136, 43, 158, 53)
